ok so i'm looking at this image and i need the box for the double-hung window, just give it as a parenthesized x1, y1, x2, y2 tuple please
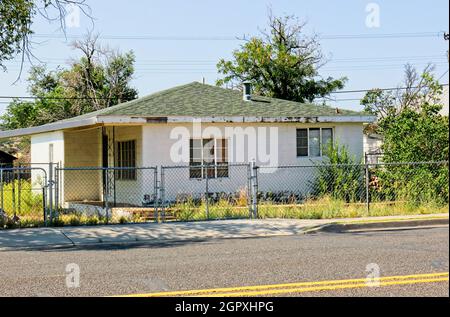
(189, 138, 228, 179)
(296, 128, 333, 157)
(116, 140, 136, 180)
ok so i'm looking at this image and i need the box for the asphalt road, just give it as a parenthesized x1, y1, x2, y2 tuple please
(0, 227, 448, 297)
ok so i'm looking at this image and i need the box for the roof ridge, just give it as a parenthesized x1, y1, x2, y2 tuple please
(101, 81, 200, 115)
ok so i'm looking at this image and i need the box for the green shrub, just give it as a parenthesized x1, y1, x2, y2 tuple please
(1, 180, 44, 219)
(311, 142, 364, 203)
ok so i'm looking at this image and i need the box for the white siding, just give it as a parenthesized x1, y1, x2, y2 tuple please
(30, 131, 64, 190)
(142, 122, 364, 201)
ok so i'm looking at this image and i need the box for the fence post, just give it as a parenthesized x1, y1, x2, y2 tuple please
(250, 160, 258, 219)
(54, 164, 59, 212)
(11, 170, 16, 217)
(365, 163, 370, 215)
(205, 166, 210, 220)
(154, 167, 159, 223)
(48, 163, 54, 224)
(0, 169, 3, 212)
(106, 169, 110, 224)
(42, 187, 47, 226)
(160, 167, 165, 222)
(18, 167, 22, 215)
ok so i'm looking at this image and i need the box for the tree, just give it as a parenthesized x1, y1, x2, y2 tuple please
(0, 34, 138, 130)
(216, 11, 346, 103)
(361, 64, 448, 162)
(0, 0, 91, 74)
(361, 64, 439, 121)
(361, 65, 448, 206)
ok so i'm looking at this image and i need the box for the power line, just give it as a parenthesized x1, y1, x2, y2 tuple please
(30, 31, 443, 41)
(0, 96, 112, 100)
(4, 54, 447, 65)
(330, 83, 449, 94)
(438, 69, 449, 81)
(0, 83, 448, 101)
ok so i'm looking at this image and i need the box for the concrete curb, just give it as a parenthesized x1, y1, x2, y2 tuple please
(308, 218, 449, 234)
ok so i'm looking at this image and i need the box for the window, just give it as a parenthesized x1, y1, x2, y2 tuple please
(189, 138, 228, 179)
(296, 129, 308, 157)
(116, 140, 136, 180)
(296, 128, 333, 157)
(309, 128, 321, 157)
(321, 128, 333, 150)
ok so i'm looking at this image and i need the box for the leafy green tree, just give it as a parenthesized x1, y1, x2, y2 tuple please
(361, 65, 449, 205)
(361, 65, 449, 162)
(1, 35, 138, 130)
(0, 0, 90, 72)
(216, 11, 346, 103)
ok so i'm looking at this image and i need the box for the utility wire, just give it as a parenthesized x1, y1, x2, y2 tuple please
(31, 31, 443, 41)
(0, 84, 448, 101)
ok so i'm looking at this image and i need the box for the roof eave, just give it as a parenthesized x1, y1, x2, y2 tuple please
(0, 114, 375, 139)
(100, 115, 375, 124)
(0, 117, 98, 139)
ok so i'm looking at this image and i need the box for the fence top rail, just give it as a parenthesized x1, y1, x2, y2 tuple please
(57, 166, 157, 171)
(257, 161, 449, 169)
(161, 163, 250, 169)
(0, 167, 49, 172)
(368, 161, 449, 167)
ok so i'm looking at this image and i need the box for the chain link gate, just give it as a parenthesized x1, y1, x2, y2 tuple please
(0, 166, 49, 226)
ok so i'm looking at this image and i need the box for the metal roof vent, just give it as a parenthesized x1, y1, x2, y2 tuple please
(243, 81, 252, 101)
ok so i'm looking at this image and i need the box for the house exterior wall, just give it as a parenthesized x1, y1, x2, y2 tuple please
(141, 122, 364, 201)
(30, 131, 65, 194)
(63, 128, 102, 202)
(29, 122, 364, 206)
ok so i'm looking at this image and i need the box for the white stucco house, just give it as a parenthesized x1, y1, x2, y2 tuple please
(0, 82, 375, 207)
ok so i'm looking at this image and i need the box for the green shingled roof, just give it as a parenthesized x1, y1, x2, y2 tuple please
(66, 81, 365, 121)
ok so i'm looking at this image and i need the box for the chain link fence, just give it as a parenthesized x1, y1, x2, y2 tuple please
(55, 167, 158, 224)
(1, 161, 448, 228)
(161, 164, 251, 221)
(0, 166, 49, 228)
(256, 161, 448, 219)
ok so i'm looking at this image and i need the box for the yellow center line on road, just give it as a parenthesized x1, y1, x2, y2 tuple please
(116, 272, 448, 297)
(206, 277, 449, 297)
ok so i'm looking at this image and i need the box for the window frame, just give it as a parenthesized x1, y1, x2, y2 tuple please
(189, 138, 229, 179)
(296, 127, 334, 158)
(115, 139, 137, 181)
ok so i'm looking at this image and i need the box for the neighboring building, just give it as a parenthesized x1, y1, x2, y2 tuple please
(0, 82, 375, 206)
(0, 150, 17, 167)
(439, 85, 449, 116)
(363, 133, 383, 164)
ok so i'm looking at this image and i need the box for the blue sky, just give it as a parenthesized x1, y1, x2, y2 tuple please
(0, 0, 448, 113)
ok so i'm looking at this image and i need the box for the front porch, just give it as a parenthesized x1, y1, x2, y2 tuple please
(57, 125, 151, 210)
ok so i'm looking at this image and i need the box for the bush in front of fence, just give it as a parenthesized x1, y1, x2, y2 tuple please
(2, 180, 44, 217)
(257, 195, 448, 219)
(169, 189, 250, 221)
(369, 162, 449, 207)
(311, 142, 364, 203)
